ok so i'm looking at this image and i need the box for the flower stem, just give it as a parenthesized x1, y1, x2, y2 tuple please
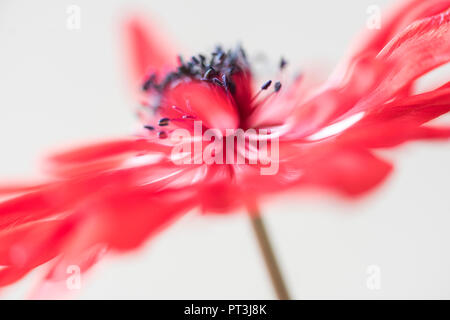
(248, 208, 290, 300)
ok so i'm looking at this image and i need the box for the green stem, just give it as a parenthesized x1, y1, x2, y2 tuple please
(249, 209, 290, 300)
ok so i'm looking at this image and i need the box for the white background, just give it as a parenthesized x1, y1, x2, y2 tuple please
(1, 0, 450, 299)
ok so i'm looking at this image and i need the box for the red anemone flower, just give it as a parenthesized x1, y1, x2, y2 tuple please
(0, 0, 449, 297)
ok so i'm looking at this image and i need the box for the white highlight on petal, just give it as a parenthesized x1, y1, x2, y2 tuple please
(142, 169, 184, 185)
(306, 111, 365, 141)
(120, 154, 164, 168)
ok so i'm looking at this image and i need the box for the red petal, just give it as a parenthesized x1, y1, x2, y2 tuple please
(288, 9, 450, 139)
(345, 0, 450, 62)
(29, 244, 107, 299)
(0, 217, 78, 287)
(197, 164, 240, 212)
(0, 187, 65, 230)
(301, 148, 393, 196)
(339, 121, 450, 149)
(0, 268, 29, 287)
(124, 17, 178, 84)
(337, 82, 450, 148)
(351, 9, 450, 115)
(47, 138, 169, 164)
(0, 163, 203, 290)
(231, 70, 254, 121)
(45, 138, 173, 177)
(249, 74, 305, 128)
(161, 81, 239, 130)
(96, 189, 197, 251)
(0, 183, 48, 195)
(0, 220, 61, 267)
(28, 186, 198, 298)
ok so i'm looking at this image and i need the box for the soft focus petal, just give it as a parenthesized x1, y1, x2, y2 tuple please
(44, 138, 174, 177)
(124, 17, 178, 84)
(343, 0, 450, 65)
(0, 185, 66, 230)
(161, 81, 239, 130)
(348, 9, 450, 116)
(0, 217, 77, 287)
(301, 149, 393, 196)
(337, 82, 450, 147)
(287, 9, 450, 139)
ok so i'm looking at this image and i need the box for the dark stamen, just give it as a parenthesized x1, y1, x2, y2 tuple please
(142, 74, 156, 91)
(199, 54, 206, 67)
(144, 125, 155, 130)
(251, 80, 273, 102)
(213, 78, 224, 87)
(158, 131, 168, 139)
(217, 52, 225, 62)
(142, 45, 251, 99)
(274, 81, 282, 92)
(203, 67, 215, 79)
(158, 118, 170, 126)
(215, 45, 224, 54)
(222, 74, 229, 88)
(142, 80, 152, 91)
(228, 81, 236, 94)
(261, 80, 272, 90)
(209, 55, 215, 66)
(239, 46, 247, 60)
(191, 56, 199, 64)
(280, 58, 287, 70)
(178, 65, 189, 75)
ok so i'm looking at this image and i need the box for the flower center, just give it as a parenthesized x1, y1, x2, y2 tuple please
(143, 45, 248, 95)
(140, 45, 284, 138)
